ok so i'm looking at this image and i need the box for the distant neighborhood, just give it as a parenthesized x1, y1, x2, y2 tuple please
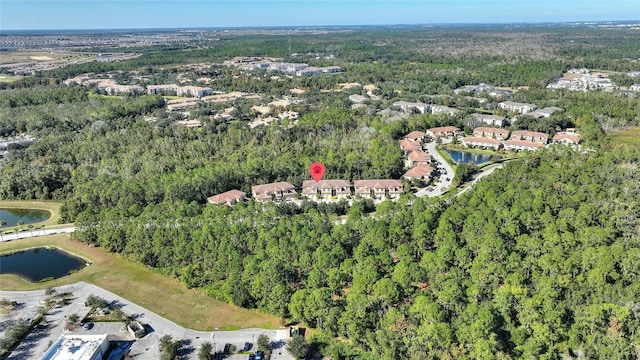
(224, 56, 343, 76)
(56, 62, 594, 207)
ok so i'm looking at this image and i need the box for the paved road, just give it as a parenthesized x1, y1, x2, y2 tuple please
(415, 141, 455, 198)
(0, 226, 75, 242)
(0, 283, 293, 360)
(456, 163, 505, 197)
(1, 287, 92, 360)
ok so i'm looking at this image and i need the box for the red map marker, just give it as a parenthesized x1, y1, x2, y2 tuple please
(310, 162, 325, 182)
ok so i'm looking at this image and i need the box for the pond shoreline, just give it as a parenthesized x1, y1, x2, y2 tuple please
(0, 246, 90, 283)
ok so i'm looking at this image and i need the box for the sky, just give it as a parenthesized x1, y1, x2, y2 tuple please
(1, 0, 639, 30)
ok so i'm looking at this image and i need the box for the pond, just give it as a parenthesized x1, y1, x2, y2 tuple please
(445, 149, 499, 165)
(0, 208, 50, 227)
(0, 247, 86, 282)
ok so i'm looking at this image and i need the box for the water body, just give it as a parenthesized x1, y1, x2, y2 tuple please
(0, 208, 50, 227)
(445, 149, 498, 165)
(0, 247, 86, 282)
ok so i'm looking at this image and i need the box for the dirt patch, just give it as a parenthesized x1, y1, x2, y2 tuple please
(30, 56, 54, 61)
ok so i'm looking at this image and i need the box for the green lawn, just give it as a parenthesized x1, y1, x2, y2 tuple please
(610, 127, 640, 147)
(0, 235, 282, 331)
(0, 75, 22, 83)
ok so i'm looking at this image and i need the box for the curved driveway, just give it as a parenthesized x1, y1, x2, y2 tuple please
(416, 141, 455, 197)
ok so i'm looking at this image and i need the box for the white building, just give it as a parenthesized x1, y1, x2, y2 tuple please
(40, 334, 109, 360)
(469, 113, 506, 127)
(498, 101, 537, 114)
(393, 101, 430, 114)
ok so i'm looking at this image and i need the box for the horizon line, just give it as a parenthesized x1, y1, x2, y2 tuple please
(2, 19, 639, 33)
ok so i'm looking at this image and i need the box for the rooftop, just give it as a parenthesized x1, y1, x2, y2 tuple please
(463, 136, 502, 145)
(207, 189, 248, 205)
(41, 334, 108, 360)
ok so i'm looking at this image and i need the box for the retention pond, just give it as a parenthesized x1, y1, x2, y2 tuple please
(0, 247, 86, 282)
(0, 208, 50, 227)
(445, 149, 498, 165)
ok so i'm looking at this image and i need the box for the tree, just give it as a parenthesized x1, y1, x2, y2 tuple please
(85, 294, 109, 309)
(159, 335, 174, 352)
(112, 308, 126, 321)
(67, 313, 80, 325)
(287, 335, 309, 360)
(0, 220, 5, 241)
(257, 334, 272, 358)
(28, 224, 34, 237)
(158, 335, 181, 360)
(198, 342, 213, 360)
(45, 287, 56, 296)
(17, 220, 24, 231)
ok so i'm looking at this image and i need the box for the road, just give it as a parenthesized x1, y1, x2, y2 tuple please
(0, 282, 293, 360)
(1, 287, 92, 360)
(0, 226, 75, 242)
(415, 141, 455, 198)
(456, 163, 505, 197)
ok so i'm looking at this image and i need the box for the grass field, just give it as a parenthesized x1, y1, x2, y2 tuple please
(0, 75, 22, 83)
(610, 127, 640, 147)
(0, 235, 281, 331)
(1, 50, 95, 64)
(0, 200, 63, 230)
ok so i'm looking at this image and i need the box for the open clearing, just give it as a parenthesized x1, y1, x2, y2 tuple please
(0, 235, 281, 331)
(0, 75, 22, 83)
(0, 50, 96, 64)
(610, 127, 640, 147)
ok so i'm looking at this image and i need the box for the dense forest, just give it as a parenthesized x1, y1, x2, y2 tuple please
(1, 26, 639, 359)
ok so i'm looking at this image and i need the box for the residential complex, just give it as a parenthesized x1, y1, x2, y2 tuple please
(547, 69, 616, 91)
(224, 56, 342, 76)
(510, 130, 549, 144)
(301, 180, 351, 200)
(552, 131, 582, 145)
(403, 163, 435, 182)
(426, 126, 462, 138)
(462, 137, 502, 150)
(354, 180, 404, 200)
(498, 101, 538, 114)
(473, 127, 510, 140)
(147, 84, 214, 97)
(251, 182, 297, 202)
(468, 113, 507, 127)
(207, 190, 249, 206)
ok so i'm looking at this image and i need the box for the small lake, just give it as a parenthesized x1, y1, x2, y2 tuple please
(0, 247, 86, 282)
(445, 150, 498, 165)
(0, 208, 50, 227)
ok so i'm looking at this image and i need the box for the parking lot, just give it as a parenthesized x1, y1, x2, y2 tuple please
(1, 283, 294, 360)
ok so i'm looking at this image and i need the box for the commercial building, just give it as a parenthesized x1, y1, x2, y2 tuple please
(40, 334, 109, 360)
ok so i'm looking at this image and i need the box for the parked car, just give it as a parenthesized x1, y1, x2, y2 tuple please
(243, 342, 253, 351)
(83, 322, 94, 330)
(223, 343, 231, 353)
